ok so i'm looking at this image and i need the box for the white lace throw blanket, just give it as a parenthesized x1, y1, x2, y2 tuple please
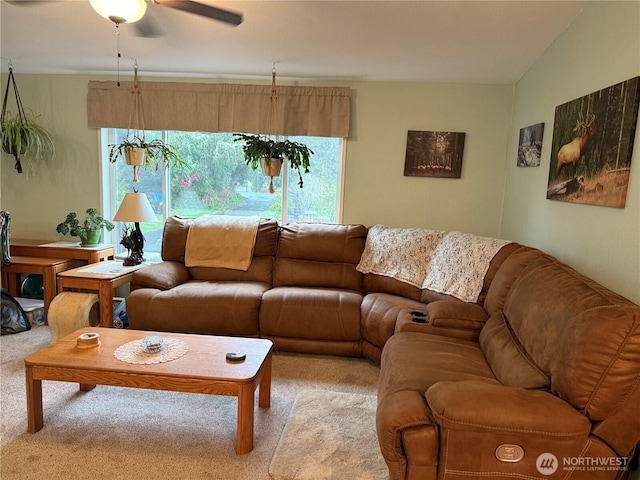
(185, 215, 260, 271)
(422, 231, 512, 302)
(357, 226, 511, 302)
(356, 225, 446, 288)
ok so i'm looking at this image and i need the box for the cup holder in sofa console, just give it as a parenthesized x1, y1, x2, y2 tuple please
(410, 311, 429, 324)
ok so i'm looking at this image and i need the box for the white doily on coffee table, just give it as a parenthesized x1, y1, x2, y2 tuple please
(114, 338, 189, 364)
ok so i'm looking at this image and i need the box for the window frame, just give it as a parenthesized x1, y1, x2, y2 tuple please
(99, 128, 346, 250)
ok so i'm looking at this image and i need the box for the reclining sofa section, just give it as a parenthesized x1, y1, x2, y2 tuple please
(127, 216, 368, 356)
(127, 216, 640, 480)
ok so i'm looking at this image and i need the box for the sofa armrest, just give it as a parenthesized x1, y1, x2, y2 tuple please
(426, 381, 593, 476)
(427, 380, 590, 438)
(395, 302, 489, 342)
(131, 261, 189, 291)
(376, 390, 439, 478)
(425, 301, 489, 329)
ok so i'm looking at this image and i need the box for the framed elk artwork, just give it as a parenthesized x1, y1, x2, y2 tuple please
(546, 76, 640, 208)
(404, 130, 466, 178)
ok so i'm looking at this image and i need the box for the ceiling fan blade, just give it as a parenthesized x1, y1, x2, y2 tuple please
(6, 0, 60, 6)
(152, 0, 243, 26)
(133, 12, 165, 38)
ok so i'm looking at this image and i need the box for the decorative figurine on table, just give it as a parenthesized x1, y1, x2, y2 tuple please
(120, 224, 145, 266)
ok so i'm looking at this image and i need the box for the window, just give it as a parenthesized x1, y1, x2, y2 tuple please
(101, 129, 344, 256)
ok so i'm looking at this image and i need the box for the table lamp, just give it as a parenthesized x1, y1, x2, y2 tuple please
(113, 192, 157, 266)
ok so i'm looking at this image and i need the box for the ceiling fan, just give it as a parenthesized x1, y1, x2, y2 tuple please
(8, 0, 243, 37)
(90, 0, 244, 37)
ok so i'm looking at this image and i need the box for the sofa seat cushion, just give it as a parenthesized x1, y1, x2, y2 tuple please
(259, 286, 362, 342)
(378, 332, 499, 401)
(126, 280, 269, 336)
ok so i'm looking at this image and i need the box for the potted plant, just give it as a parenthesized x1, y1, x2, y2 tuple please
(234, 133, 314, 191)
(1, 110, 55, 175)
(108, 134, 189, 182)
(56, 208, 115, 246)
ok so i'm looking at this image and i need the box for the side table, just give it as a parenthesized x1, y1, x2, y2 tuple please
(10, 239, 115, 264)
(57, 261, 147, 328)
(1, 256, 81, 322)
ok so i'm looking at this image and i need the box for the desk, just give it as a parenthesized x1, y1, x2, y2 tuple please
(1, 256, 81, 322)
(10, 239, 115, 264)
(57, 261, 147, 328)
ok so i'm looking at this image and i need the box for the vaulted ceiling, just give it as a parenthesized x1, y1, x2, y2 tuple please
(1, 1, 585, 84)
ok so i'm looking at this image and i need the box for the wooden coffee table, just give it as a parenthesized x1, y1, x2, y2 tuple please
(25, 327, 273, 454)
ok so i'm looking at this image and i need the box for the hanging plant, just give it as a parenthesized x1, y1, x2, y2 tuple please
(1, 68, 55, 174)
(108, 134, 190, 181)
(106, 63, 189, 182)
(233, 66, 313, 193)
(233, 133, 313, 190)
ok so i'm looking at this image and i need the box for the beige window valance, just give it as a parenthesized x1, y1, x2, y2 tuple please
(87, 81, 350, 138)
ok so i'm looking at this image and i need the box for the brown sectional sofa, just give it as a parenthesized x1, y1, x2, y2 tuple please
(126, 216, 640, 480)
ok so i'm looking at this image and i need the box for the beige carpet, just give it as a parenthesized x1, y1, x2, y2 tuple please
(269, 390, 388, 480)
(0, 325, 382, 480)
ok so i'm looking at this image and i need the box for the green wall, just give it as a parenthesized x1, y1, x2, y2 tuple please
(0, 76, 513, 240)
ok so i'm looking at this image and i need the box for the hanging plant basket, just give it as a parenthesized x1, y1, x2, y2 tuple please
(125, 146, 147, 166)
(261, 157, 283, 177)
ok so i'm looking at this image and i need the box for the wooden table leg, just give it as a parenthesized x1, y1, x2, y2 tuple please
(98, 280, 114, 328)
(2, 272, 20, 297)
(26, 366, 43, 433)
(41, 265, 57, 323)
(236, 383, 255, 454)
(258, 354, 272, 408)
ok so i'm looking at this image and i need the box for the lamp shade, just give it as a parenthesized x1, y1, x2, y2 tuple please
(113, 193, 157, 223)
(89, 0, 147, 24)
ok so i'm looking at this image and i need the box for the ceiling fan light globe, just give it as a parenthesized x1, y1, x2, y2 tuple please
(90, 0, 147, 24)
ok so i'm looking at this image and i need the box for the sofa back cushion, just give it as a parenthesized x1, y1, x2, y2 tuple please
(420, 242, 521, 305)
(483, 245, 548, 315)
(498, 256, 640, 423)
(162, 216, 192, 263)
(161, 216, 279, 284)
(273, 222, 367, 290)
(362, 274, 422, 300)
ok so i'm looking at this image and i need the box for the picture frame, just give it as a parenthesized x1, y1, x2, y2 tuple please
(404, 130, 465, 178)
(546, 76, 640, 208)
(517, 123, 544, 167)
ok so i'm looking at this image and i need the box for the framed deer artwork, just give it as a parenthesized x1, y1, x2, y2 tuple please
(546, 76, 640, 208)
(404, 130, 466, 178)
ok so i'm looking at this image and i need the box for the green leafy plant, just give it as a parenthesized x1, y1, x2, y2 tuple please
(56, 208, 115, 245)
(108, 134, 190, 172)
(1, 110, 55, 174)
(233, 133, 314, 188)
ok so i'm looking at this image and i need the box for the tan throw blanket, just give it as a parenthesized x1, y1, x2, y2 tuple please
(422, 231, 512, 302)
(356, 225, 446, 288)
(185, 215, 261, 271)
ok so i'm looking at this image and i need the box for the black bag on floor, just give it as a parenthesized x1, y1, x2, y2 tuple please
(1, 288, 31, 335)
